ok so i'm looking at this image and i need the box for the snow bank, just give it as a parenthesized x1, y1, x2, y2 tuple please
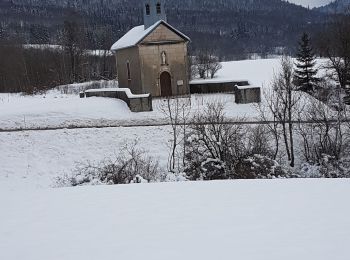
(1, 179, 349, 260)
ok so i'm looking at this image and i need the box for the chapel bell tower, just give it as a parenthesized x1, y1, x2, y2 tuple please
(144, 0, 167, 29)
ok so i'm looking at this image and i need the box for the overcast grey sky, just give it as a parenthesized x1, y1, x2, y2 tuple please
(287, 0, 332, 8)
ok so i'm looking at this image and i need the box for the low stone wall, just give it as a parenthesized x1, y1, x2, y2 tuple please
(190, 81, 249, 94)
(234, 87, 261, 104)
(82, 89, 153, 112)
(189, 80, 261, 104)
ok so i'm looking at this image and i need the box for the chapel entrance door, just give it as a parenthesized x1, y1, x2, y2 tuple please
(160, 71, 172, 97)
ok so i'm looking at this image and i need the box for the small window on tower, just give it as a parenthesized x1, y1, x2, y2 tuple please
(145, 4, 150, 15)
(156, 3, 161, 14)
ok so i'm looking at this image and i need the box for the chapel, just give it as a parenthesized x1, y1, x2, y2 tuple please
(111, 0, 191, 97)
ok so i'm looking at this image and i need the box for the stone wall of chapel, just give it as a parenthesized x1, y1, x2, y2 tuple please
(115, 47, 143, 95)
(139, 42, 189, 97)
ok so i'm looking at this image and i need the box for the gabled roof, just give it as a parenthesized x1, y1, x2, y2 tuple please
(111, 20, 190, 51)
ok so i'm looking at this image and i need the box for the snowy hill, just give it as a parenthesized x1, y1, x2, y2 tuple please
(1, 179, 349, 260)
(0, 0, 327, 58)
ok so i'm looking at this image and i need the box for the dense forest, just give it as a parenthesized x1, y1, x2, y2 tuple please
(0, 0, 336, 58)
(317, 0, 350, 13)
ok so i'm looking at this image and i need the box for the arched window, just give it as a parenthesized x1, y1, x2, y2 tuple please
(156, 3, 161, 14)
(145, 4, 150, 15)
(126, 61, 131, 81)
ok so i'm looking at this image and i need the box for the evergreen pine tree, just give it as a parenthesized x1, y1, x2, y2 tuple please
(294, 33, 319, 93)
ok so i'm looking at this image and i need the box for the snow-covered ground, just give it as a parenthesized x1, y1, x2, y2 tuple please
(0, 58, 336, 190)
(1, 58, 349, 260)
(0, 59, 283, 189)
(0, 126, 171, 190)
(0, 58, 331, 130)
(0, 59, 287, 130)
(1, 179, 350, 260)
(0, 91, 257, 129)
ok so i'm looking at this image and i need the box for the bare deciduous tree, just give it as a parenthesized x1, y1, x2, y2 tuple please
(193, 49, 222, 79)
(259, 56, 303, 167)
(298, 94, 348, 163)
(317, 15, 350, 90)
(185, 102, 244, 180)
(185, 101, 292, 180)
(60, 14, 86, 83)
(159, 97, 191, 172)
(256, 87, 282, 160)
(0, 39, 116, 94)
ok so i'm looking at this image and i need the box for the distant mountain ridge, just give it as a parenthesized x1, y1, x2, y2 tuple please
(317, 0, 350, 13)
(0, 0, 330, 59)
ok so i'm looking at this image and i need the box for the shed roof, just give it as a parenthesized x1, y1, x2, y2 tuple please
(111, 20, 190, 51)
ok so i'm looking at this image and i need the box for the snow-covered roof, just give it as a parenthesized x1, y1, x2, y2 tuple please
(190, 78, 250, 85)
(111, 20, 190, 51)
(235, 85, 260, 90)
(189, 78, 260, 90)
(85, 88, 150, 98)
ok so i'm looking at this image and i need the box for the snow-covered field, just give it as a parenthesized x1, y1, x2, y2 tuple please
(1, 58, 349, 260)
(0, 59, 286, 130)
(0, 59, 287, 189)
(0, 91, 259, 129)
(0, 58, 331, 130)
(1, 179, 350, 260)
(0, 126, 171, 190)
(0, 58, 336, 190)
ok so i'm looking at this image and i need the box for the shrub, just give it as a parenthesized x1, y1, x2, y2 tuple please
(56, 143, 165, 187)
(235, 154, 297, 179)
(184, 102, 286, 180)
(301, 154, 350, 178)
